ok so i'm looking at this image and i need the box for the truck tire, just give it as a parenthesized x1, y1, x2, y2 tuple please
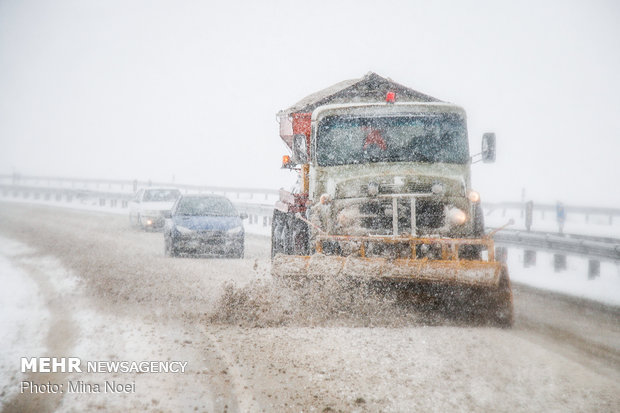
(282, 215, 294, 255)
(292, 218, 309, 255)
(466, 266, 513, 328)
(271, 210, 286, 257)
(490, 268, 514, 328)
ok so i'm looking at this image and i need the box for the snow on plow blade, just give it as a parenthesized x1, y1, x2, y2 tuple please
(272, 235, 504, 287)
(272, 254, 502, 287)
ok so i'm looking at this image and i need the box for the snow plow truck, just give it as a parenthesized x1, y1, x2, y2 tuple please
(271, 72, 513, 327)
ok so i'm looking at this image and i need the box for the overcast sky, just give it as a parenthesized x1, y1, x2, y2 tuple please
(1, 0, 619, 206)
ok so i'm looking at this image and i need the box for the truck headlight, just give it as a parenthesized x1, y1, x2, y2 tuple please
(447, 207, 467, 226)
(227, 226, 243, 234)
(468, 190, 480, 203)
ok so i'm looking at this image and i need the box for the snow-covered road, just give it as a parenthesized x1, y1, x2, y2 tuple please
(1, 203, 619, 412)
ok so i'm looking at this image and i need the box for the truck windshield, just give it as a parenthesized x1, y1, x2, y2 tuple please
(316, 114, 469, 166)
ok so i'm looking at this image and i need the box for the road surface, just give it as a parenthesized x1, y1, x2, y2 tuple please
(1, 203, 618, 412)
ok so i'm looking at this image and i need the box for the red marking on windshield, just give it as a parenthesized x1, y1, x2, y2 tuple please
(363, 128, 387, 151)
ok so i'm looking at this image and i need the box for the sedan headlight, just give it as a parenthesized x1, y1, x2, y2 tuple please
(227, 226, 243, 235)
(176, 225, 195, 235)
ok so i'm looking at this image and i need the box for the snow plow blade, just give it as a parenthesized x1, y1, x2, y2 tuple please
(271, 254, 503, 287)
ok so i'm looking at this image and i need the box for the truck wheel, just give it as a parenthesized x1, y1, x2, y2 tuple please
(494, 269, 514, 328)
(282, 217, 294, 255)
(292, 219, 309, 255)
(271, 210, 283, 258)
(271, 211, 297, 256)
(488, 268, 513, 328)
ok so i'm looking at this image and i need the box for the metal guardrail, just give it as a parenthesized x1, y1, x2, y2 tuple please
(492, 229, 620, 262)
(483, 201, 620, 221)
(2, 176, 619, 262)
(0, 174, 279, 199)
(0, 183, 277, 229)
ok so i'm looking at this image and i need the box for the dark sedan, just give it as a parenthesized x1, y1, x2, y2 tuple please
(163, 195, 247, 258)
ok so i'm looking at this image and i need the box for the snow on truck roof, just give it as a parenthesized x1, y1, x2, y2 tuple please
(278, 72, 441, 117)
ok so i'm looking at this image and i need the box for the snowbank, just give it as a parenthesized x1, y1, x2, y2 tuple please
(506, 247, 620, 306)
(0, 238, 50, 408)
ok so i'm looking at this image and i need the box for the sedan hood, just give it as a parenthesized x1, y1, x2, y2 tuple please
(173, 215, 242, 231)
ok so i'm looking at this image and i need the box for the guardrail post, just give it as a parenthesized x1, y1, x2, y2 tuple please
(495, 246, 507, 263)
(524, 250, 536, 267)
(525, 201, 533, 232)
(588, 259, 600, 279)
(553, 254, 567, 272)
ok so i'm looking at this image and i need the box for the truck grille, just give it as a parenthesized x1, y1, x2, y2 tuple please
(359, 182, 433, 195)
(379, 182, 433, 194)
(354, 197, 444, 235)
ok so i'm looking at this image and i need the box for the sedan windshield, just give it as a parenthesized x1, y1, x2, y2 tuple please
(143, 189, 181, 202)
(316, 114, 469, 166)
(175, 197, 237, 216)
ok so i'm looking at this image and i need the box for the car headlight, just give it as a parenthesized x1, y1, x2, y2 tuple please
(447, 207, 467, 226)
(227, 226, 243, 234)
(176, 225, 195, 235)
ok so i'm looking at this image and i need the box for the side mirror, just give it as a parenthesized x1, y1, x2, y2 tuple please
(481, 132, 496, 163)
(292, 134, 308, 164)
(163, 211, 172, 219)
(239, 212, 249, 220)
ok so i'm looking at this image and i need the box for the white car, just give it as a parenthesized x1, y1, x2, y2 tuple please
(129, 188, 181, 230)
